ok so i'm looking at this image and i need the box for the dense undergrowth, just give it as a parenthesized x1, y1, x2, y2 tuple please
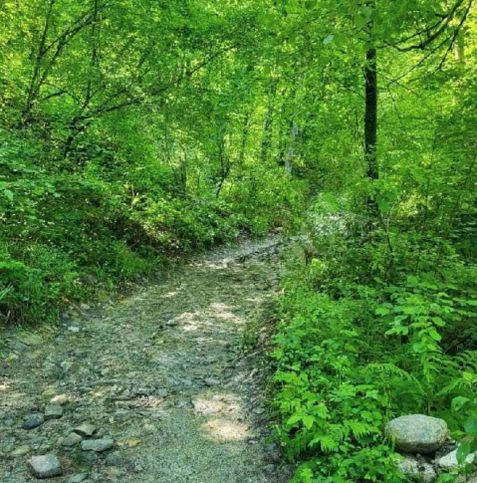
(0, 127, 304, 326)
(0, 0, 309, 327)
(272, 202, 477, 481)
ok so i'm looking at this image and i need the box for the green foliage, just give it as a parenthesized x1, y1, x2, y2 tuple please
(0, 0, 306, 325)
(0, 0, 476, 479)
(272, 212, 476, 480)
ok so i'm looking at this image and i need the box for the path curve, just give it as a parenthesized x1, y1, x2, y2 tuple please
(0, 238, 287, 482)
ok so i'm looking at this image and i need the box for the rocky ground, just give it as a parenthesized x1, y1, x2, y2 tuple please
(0, 237, 290, 482)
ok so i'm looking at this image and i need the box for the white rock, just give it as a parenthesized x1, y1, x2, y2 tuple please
(437, 448, 475, 469)
(68, 474, 88, 483)
(28, 454, 62, 478)
(81, 438, 114, 452)
(73, 423, 96, 437)
(398, 455, 437, 482)
(50, 394, 69, 405)
(10, 445, 30, 457)
(385, 414, 448, 454)
(44, 404, 63, 420)
(61, 432, 82, 447)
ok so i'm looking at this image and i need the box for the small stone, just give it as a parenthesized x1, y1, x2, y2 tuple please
(50, 394, 69, 405)
(22, 414, 45, 430)
(175, 399, 193, 409)
(68, 474, 88, 483)
(80, 303, 90, 311)
(28, 454, 62, 479)
(42, 386, 56, 398)
(143, 422, 156, 434)
(193, 400, 218, 415)
(79, 451, 99, 466)
(44, 404, 63, 420)
(74, 423, 96, 437)
(398, 455, 437, 482)
(61, 432, 83, 447)
(10, 445, 30, 456)
(204, 378, 220, 387)
(122, 438, 142, 448)
(105, 451, 125, 466)
(166, 318, 177, 326)
(31, 436, 48, 448)
(385, 414, 448, 454)
(134, 387, 151, 396)
(437, 447, 475, 469)
(81, 438, 114, 452)
(107, 466, 124, 478)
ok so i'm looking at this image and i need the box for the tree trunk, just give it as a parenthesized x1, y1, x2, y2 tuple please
(260, 83, 276, 162)
(364, 46, 378, 182)
(364, 0, 379, 217)
(285, 120, 298, 174)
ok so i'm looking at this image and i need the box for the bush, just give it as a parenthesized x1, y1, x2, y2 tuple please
(271, 206, 477, 481)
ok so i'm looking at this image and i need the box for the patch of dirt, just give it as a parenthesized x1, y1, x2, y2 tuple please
(0, 238, 290, 482)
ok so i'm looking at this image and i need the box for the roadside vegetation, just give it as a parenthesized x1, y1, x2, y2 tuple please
(1, 1, 476, 481)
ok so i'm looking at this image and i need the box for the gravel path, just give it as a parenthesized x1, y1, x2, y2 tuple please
(0, 238, 288, 482)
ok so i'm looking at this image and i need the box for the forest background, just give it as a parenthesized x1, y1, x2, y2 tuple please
(0, 1, 476, 481)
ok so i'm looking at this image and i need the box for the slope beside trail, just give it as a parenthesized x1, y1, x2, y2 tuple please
(0, 237, 290, 482)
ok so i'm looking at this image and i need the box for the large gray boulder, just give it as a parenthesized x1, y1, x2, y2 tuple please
(385, 414, 448, 454)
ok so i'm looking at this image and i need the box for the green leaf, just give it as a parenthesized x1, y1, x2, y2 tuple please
(452, 396, 470, 412)
(287, 414, 302, 427)
(303, 415, 315, 429)
(428, 329, 441, 341)
(464, 417, 477, 435)
(3, 189, 13, 201)
(432, 317, 445, 327)
(457, 440, 472, 464)
(375, 306, 390, 316)
(406, 276, 419, 287)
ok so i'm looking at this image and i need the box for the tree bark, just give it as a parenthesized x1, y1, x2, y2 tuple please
(364, 46, 378, 182)
(260, 83, 276, 162)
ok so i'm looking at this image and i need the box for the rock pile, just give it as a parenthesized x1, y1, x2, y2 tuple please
(385, 414, 476, 481)
(20, 398, 115, 480)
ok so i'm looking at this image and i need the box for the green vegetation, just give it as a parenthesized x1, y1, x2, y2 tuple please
(1, 0, 476, 481)
(0, 0, 305, 325)
(267, 1, 477, 481)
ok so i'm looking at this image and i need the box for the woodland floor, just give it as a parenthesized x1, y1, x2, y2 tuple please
(0, 238, 290, 482)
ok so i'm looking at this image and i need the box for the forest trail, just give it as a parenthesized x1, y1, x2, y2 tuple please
(0, 238, 288, 482)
